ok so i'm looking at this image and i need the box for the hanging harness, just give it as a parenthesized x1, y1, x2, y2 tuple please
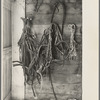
(13, 1, 66, 100)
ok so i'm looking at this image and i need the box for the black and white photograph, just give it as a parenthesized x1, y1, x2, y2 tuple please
(1, 0, 98, 100)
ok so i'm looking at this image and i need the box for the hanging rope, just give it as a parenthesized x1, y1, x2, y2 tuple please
(49, 67, 58, 100)
(51, 1, 66, 35)
(48, 2, 66, 100)
(34, 0, 43, 12)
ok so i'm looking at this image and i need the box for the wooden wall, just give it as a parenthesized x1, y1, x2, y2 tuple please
(25, 1, 82, 99)
(3, 47, 12, 100)
(3, 0, 12, 48)
(3, 0, 12, 100)
(26, 0, 82, 40)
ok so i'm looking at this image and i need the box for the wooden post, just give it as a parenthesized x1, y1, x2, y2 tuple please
(25, 0, 26, 18)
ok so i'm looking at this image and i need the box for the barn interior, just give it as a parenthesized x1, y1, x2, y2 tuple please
(3, 0, 82, 100)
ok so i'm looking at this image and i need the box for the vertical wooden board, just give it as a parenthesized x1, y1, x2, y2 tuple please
(6, 9, 8, 46)
(5, 58, 7, 98)
(3, 8, 7, 47)
(8, 10, 12, 46)
(7, 9, 9, 46)
(3, 7, 5, 47)
(6, 57, 8, 97)
(12, 66, 24, 100)
(10, 57, 12, 92)
(3, 58, 6, 99)
(8, 57, 11, 93)
(12, 1, 25, 99)
(3, 8, 12, 47)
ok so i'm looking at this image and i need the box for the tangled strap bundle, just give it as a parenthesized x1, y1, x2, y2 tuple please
(27, 22, 65, 99)
(13, 1, 78, 100)
(13, 17, 65, 99)
(13, 17, 40, 98)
